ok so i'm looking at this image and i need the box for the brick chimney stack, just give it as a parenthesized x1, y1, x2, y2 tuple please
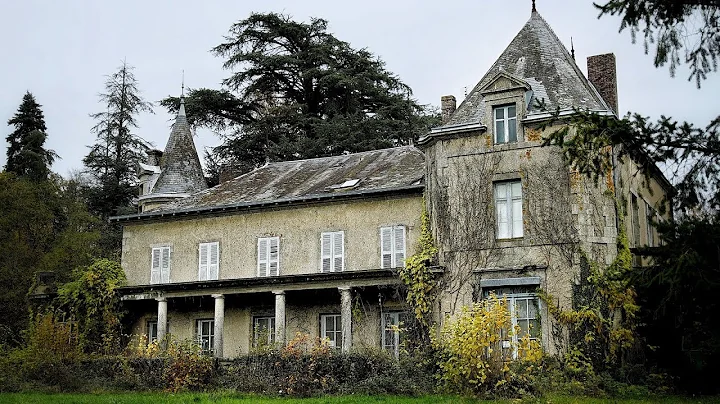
(587, 53, 618, 115)
(441, 95, 457, 124)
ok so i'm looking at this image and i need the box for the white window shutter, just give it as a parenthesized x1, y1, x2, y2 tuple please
(321, 233, 332, 272)
(269, 237, 279, 276)
(511, 182, 523, 238)
(381, 227, 392, 268)
(151, 248, 161, 284)
(160, 247, 170, 283)
(394, 226, 406, 268)
(333, 232, 344, 272)
(209, 243, 219, 280)
(199, 243, 209, 281)
(258, 238, 268, 277)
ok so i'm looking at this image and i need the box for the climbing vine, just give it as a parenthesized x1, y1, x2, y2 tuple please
(398, 202, 438, 327)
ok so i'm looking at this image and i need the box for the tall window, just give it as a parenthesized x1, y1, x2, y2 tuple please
(320, 314, 342, 349)
(380, 226, 406, 268)
(495, 181, 523, 239)
(198, 242, 219, 281)
(382, 311, 408, 358)
(321, 231, 344, 272)
(494, 105, 517, 144)
(146, 320, 158, 343)
(484, 289, 540, 360)
(196, 319, 214, 354)
(150, 246, 171, 284)
(645, 201, 656, 247)
(258, 237, 280, 276)
(253, 316, 276, 348)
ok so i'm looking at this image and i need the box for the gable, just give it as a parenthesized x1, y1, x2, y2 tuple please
(479, 73, 531, 96)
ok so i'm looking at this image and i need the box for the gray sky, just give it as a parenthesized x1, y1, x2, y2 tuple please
(1, 0, 718, 177)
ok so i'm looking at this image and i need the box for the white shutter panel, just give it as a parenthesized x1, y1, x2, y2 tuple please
(394, 226, 406, 268)
(209, 242, 219, 280)
(199, 243, 209, 281)
(258, 238, 268, 277)
(511, 182, 523, 238)
(381, 227, 392, 268)
(333, 232, 344, 272)
(321, 233, 332, 272)
(497, 199, 509, 239)
(151, 248, 161, 284)
(160, 247, 170, 283)
(269, 237, 279, 276)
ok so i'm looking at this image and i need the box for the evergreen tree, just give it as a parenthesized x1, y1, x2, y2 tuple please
(83, 61, 153, 218)
(161, 13, 439, 172)
(5, 92, 56, 181)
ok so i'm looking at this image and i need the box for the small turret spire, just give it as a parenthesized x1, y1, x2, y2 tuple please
(178, 70, 186, 118)
(571, 37, 575, 60)
(532, 0, 536, 13)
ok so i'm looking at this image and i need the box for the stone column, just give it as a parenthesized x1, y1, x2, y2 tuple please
(212, 294, 225, 358)
(339, 286, 352, 353)
(273, 290, 286, 346)
(156, 297, 167, 348)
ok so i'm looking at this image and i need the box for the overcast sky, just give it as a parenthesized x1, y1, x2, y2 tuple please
(1, 0, 717, 177)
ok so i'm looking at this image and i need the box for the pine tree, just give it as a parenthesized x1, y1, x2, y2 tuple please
(5, 92, 56, 181)
(83, 61, 153, 218)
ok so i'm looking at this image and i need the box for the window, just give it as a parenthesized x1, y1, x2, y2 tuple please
(253, 316, 276, 347)
(494, 105, 517, 144)
(321, 231, 344, 272)
(258, 237, 280, 277)
(198, 242, 219, 281)
(196, 319, 214, 354)
(495, 181, 523, 239)
(631, 194, 641, 247)
(146, 320, 158, 343)
(320, 314, 342, 349)
(381, 226, 406, 268)
(382, 311, 408, 358)
(150, 246, 171, 284)
(483, 288, 540, 359)
(645, 201, 656, 247)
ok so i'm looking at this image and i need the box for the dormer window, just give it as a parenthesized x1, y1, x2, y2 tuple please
(494, 105, 517, 144)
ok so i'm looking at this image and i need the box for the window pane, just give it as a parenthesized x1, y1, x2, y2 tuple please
(508, 119, 517, 142)
(495, 107, 504, 119)
(516, 299, 528, 319)
(496, 121, 505, 143)
(528, 299, 538, 318)
(511, 181, 522, 198)
(508, 105, 516, 117)
(529, 319, 541, 338)
(495, 183, 507, 199)
(518, 319, 529, 336)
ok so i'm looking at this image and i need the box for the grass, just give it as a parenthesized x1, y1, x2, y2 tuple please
(0, 393, 719, 404)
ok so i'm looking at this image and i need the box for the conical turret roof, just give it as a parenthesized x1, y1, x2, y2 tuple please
(444, 10, 611, 127)
(151, 98, 207, 195)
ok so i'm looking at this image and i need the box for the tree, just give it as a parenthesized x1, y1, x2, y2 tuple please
(161, 13, 438, 172)
(4, 92, 56, 181)
(83, 61, 153, 218)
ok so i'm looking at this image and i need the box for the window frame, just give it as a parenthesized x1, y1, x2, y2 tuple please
(493, 104, 518, 144)
(146, 320, 158, 343)
(198, 241, 219, 281)
(380, 225, 407, 269)
(196, 319, 215, 355)
(320, 231, 345, 273)
(150, 245, 171, 284)
(494, 180, 524, 239)
(645, 201, 656, 247)
(381, 311, 408, 359)
(257, 236, 280, 277)
(253, 316, 276, 348)
(320, 313, 343, 350)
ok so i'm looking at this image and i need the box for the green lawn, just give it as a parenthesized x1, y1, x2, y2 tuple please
(0, 393, 719, 404)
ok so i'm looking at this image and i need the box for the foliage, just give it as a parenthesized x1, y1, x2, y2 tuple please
(399, 204, 438, 328)
(83, 61, 153, 220)
(161, 13, 439, 173)
(432, 295, 543, 398)
(596, 0, 719, 87)
(4, 91, 57, 181)
(163, 339, 214, 392)
(540, 219, 639, 375)
(56, 259, 126, 354)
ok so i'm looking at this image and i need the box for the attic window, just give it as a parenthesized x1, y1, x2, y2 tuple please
(330, 179, 360, 190)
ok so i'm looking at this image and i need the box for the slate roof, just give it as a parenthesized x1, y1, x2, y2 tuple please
(151, 100, 208, 195)
(146, 146, 424, 213)
(444, 10, 610, 127)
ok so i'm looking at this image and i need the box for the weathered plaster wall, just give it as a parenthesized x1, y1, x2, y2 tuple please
(121, 196, 422, 286)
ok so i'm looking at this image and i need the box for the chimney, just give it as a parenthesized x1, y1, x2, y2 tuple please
(441, 95, 457, 124)
(587, 53, 618, 115)
(146, 149, 163, 166)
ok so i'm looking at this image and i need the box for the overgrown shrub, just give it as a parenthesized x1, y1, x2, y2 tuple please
(433, 295, 543, 398)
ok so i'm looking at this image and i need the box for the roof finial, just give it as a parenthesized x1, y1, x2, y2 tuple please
(570, 37, 575, 60)
(532, 0, 536, 13)
(178, 70, 186, 118)
(181, 69, 185, 97)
